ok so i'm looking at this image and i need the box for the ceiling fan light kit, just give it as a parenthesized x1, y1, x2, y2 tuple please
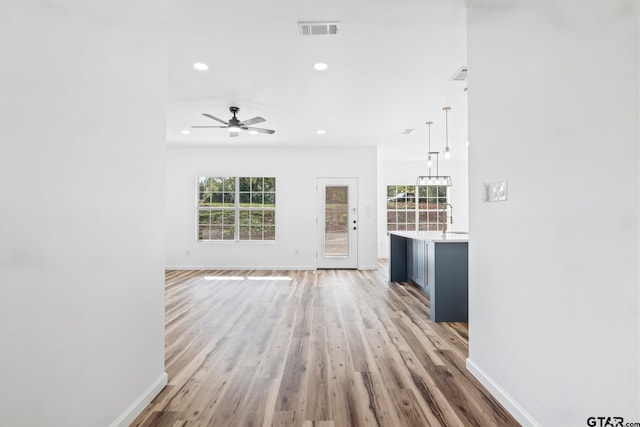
(192, 106, 275, 138)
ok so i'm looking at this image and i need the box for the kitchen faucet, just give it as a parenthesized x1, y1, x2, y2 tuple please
(442, 203, 454, 236)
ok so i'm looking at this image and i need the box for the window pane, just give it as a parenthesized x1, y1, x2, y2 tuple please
(211, 192, 223, 205)
(264, 177, 275, 191)
(406, 212, 415, 223)
(388, 224, 398, 231)
(239, 193, 250, 206)
(263, 226, 275, 240)
(210, 227, 223, 240)
(198, 177, 208, 192)
(387, 212, 397, 223)
(418, 198, 427, 209)
(251, 193, 264, 207)
(223, 192, 235, 207)
(264, 192, 275, 206)
(239, 226, 250, 240)
(325, 186, 348, 256)
(251, 177, 263, 191)
(223, 177, 235, 192)
(198, 226, 210, 240)
(406, 223, 416, 231)
(199, 210, 210, 225)
(397, 212, 407, 223)
(239, 177, 251, 191)
(198, 192, 210, 207)
(250, 211, 263, 225)
(210, 210, 223, 225)
(222, 226, 234, 240)
(263, 211, 275, 226)
(212, 177, 224, 192)
(239, 210, 251, 225)
(250, 226, 263, 240)
(223, 210, 235, 225)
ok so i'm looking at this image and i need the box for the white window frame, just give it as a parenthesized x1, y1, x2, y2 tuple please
(386, 184, 448, 232)
(197, 176, 276, 242)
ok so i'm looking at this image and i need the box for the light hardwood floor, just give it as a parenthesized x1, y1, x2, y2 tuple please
(132, 262, 519, 427)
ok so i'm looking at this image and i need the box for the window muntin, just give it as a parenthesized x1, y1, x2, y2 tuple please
(198, 176, 276, 241)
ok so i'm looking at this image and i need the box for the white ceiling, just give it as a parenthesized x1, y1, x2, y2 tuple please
(167, 0, 469, 161)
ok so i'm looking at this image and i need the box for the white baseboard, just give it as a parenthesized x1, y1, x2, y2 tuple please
(466, 358, 539, 427)
(166, 265, 382, 271)
(165, 265, 316, 270)
(109, 372, 168, 427)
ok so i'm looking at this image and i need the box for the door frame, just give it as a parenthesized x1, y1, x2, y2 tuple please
(316, 177, 358, 269)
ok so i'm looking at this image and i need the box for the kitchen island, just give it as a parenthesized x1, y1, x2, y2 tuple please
(389, 231, 468, 322)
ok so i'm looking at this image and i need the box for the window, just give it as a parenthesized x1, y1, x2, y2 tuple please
(386, 185, 416, 231)
(198, 177, 276, 241)
(386, 185, 448, 231)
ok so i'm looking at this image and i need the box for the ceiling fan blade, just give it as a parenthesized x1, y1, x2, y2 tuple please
(192, 125, 227, 128)
(246, 127, 275, 134)
(241, 116, 266, 126)
(202, 113, 228, 125)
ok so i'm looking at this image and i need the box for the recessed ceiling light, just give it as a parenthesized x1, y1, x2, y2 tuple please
(313, 63, 328, 71)
(181, 130, 191, 135)
(316, 129, 326, 135)
(193, 62, 209, 71)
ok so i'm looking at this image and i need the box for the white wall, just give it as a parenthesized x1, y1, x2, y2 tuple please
(0, 3, 167, 426)
(376, 157, 469, 258)
(467, 2, 639, 426)
(165, 145, 378, 269)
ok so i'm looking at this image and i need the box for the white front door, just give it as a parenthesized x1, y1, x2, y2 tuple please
(316, 178, 358, 269)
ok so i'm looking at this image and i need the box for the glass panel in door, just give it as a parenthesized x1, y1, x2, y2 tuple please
(324, 186, 348, 256)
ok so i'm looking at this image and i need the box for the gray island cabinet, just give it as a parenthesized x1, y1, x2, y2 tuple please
(389, 231, 468, 322)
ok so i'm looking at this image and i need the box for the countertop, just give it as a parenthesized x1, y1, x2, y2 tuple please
(388, 230, 469, 243)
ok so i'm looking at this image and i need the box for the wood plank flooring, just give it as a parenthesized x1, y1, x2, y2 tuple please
(132, 262, 519, 427)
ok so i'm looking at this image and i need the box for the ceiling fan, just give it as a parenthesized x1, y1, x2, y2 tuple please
(192, 106, 275, 137)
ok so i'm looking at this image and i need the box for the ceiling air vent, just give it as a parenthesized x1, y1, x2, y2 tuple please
(298, 21, 340, 36)
(450, 67, 468, 81)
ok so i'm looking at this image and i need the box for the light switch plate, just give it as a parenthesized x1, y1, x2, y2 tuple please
(483, 180, 508, 202)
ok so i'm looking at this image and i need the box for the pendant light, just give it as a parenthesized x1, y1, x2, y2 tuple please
(443, 106, 451, 159)
(416, 120, 452, 187)
(426, 121, 433, 168)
